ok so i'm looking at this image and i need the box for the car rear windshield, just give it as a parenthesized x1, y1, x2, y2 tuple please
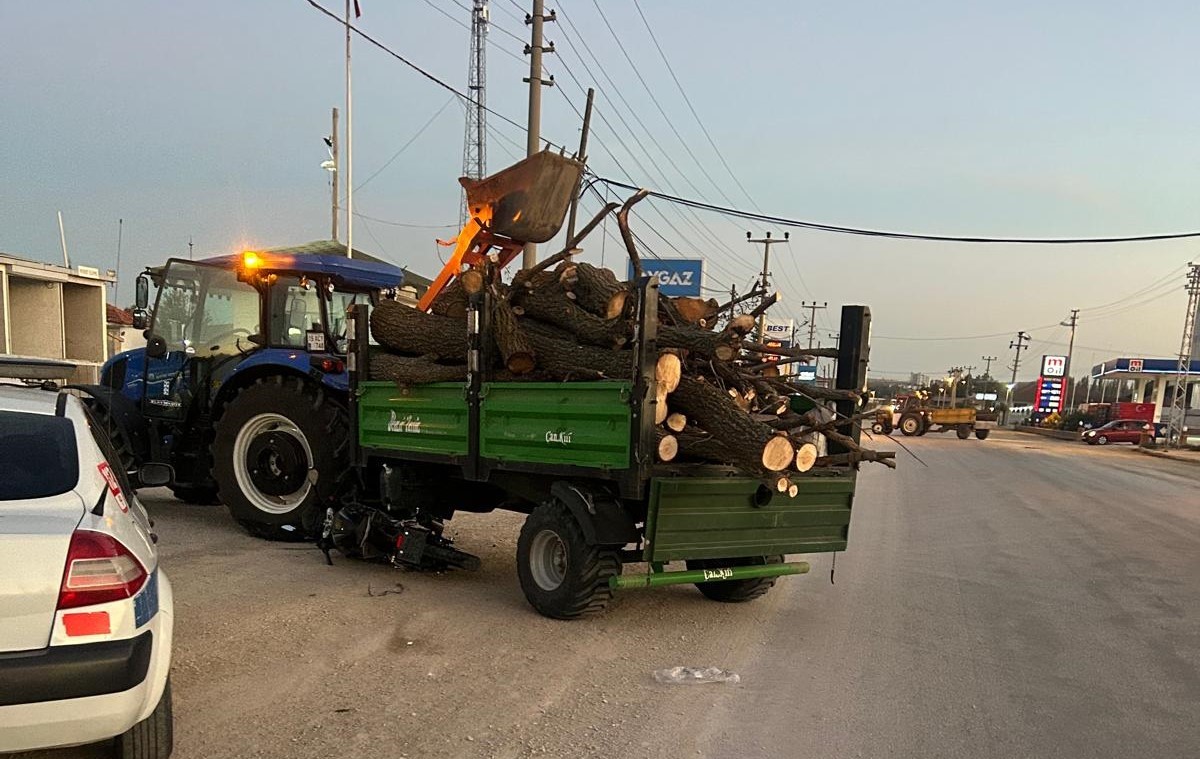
(0, 411, 79, 500)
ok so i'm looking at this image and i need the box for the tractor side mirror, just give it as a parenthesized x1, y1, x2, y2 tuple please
(146, 335, 169, 359)
(135, 274, 150, 311)
(131, 309, 149, 330)
(131, 462, 174, 489)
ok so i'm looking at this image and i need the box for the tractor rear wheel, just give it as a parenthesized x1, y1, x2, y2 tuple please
(899, 413, 923, 436)
(212, 377, 348, 541)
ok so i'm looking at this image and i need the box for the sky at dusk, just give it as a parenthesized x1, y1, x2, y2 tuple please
(3, 0, 1199, 381)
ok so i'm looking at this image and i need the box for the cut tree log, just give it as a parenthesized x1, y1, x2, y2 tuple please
(459, 268, 485, 296)
(724, 314, 756, 337)
(671, 297, 720, 327)
(794, 443, 818, 473)
(369, 353, 466, 384)
(572, 262, 630, 319)
(490, 288, 536, 374)
(428, 280, 469, 319)
(515, 280, 630, 349)
(371, 300, 469, 360)
(654, 384, 669, 425)
(655, 351, 682, 394)
(669, 376, 796, 472)
(665, 413, 687, 433)
(658, 325, 741, 362)
(655, 429, 678, 462)
(522, 328, 633, 380)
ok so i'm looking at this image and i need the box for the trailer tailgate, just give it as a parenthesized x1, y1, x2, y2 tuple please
(644, 474, 854, 563)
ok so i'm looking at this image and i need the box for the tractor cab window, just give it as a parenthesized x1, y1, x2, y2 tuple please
(328, 290, 370, 354)
(269, 277, 324, 349)
(152, 262, 259, 354)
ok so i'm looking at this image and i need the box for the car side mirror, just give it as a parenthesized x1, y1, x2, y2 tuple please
(131, 462, 174, 489)
(135, 274, 150, 311)
(146, 335, 169, 358)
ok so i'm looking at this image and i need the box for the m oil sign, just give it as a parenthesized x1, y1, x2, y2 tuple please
(629, 259, 703, 297)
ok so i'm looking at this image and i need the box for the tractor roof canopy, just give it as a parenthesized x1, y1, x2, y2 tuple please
(199, 240, 408, 291)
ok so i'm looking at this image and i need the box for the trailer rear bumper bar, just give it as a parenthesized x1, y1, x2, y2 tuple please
(609, 560, 810, 590)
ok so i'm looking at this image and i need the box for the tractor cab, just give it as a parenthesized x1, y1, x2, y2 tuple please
(91, 242, 406, 525)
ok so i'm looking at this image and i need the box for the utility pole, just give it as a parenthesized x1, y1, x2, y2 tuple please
(802, 301, 828, 349)
(1062, 308, 1079, 411)
(461, 0, 489, 226)
(187, 237, 193, 260)
(564, 87, 594, 242)
(1166, 263, 1200, 447)
(344, 0, 356, 258)
(522, 0, 556, 268)
(330, 107, 339, 241)
(746, 231, 788, 343)
(1006, 331, 1030, 423)
(114, 218, 123, 304)
(979, 355, 998, 379)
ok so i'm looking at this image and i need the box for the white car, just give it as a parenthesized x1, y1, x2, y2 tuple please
(0, 385, 174, 757)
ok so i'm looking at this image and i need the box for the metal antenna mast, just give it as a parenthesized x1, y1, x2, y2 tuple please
(461, 0, 489, 225)
(1166, 263, 1200, 447)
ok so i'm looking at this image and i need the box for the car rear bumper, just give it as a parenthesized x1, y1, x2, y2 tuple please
(0, 572, 173, 753)
(0, 631, 153, 706)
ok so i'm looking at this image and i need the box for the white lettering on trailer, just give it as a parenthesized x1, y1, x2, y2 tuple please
(702, 568, 734, 581)
(387, 411, 422, 434)
(545, 430, 574, 445)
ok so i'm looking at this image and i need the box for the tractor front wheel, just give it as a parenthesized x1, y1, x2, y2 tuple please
(212, 377, 348, 541)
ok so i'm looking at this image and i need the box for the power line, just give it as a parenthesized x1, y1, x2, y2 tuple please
(593, 177, 1200, 244)
(629, 0, 757, 210)
(304, 0, 564, 152)
(587, 0, 742, 210)
(352, 211, 458, 229)
(353, 95, 456, 195)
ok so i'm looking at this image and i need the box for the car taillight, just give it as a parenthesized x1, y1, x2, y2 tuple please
(57, 530, 148, 610)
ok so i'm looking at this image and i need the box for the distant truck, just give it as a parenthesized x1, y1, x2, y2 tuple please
(872, 394, 997, 440)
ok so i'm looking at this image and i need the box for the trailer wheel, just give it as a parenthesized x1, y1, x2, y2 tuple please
(956, 425, 972, 440)
(686, 556, 784, 603)
(517, 501, 621, 619)
(212, 377, 348, 541)
(899, 413, 923, 436)
(974, 429, 990, 440)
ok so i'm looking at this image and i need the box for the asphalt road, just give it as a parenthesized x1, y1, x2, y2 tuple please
(19, 430, 1200, 759)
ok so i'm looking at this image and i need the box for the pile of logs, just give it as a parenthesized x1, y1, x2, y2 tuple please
(368, 197, 895, 483)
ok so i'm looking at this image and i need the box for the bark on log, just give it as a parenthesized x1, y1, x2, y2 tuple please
(572, 262, 630, 319)
(669, 376, 795, 472)
(490, 289, 536, 374)
(523, 329, 633, 380)
(429, 280, 469, 319)
(658, 325, 741, 362)
(516, 281, 631, 349)
(371, 300, 469, 360)
(369, 353, 466, 384)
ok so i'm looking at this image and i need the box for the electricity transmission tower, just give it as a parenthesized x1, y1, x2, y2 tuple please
(461, 0, 489, 226)
(1166, 263, 1200, 447)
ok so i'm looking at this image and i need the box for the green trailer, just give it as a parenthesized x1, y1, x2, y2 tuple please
(332, 282, 871, 618)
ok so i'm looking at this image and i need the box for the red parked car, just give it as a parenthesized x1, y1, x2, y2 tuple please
(1081, 419, 1151, 445)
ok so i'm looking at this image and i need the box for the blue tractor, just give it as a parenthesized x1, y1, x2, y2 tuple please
(79, 241, 409, 540)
